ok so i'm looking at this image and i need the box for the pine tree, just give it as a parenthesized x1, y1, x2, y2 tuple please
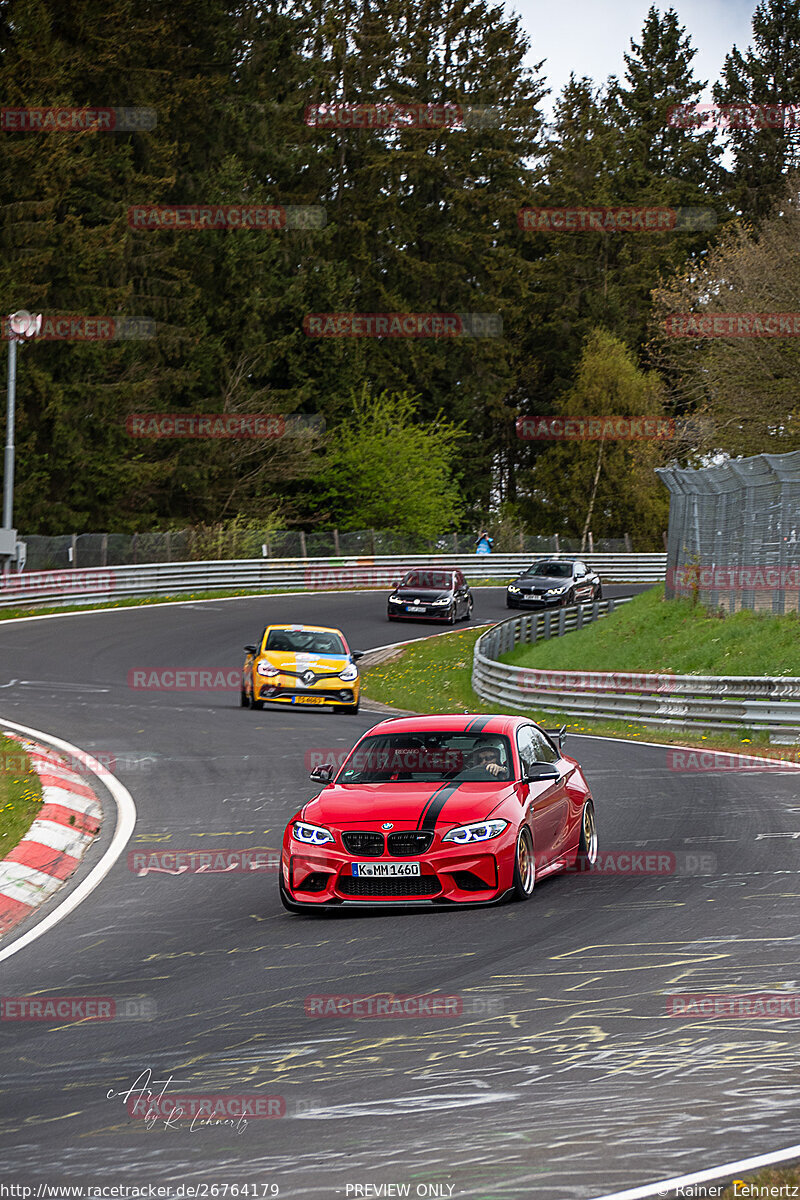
(714, 0, 800, 219)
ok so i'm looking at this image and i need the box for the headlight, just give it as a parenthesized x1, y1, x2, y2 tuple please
(545, 586, 567, 595)
(432, 597, 451, 605)
(292, 821, 334, 846)
(442, 819, 508, 844)
(338, 662, 358, 681)
(389, 594, 401, 603)
(507, 585, 521, 593)
(256, 661, 280, 677)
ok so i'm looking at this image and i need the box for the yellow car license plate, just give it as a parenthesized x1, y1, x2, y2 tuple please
(293, 695, 328, 705)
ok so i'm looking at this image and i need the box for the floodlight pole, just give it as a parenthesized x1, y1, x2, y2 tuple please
(3, 334, 17, 531)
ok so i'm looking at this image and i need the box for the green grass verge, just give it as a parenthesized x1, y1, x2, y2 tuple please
(0, 733, 44, 858)
(361, 625, 791, 757)
(721, 1164, 800, 1195)
(501, 586, 800, 677)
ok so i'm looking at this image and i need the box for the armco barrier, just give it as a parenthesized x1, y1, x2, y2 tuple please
(472, 602, 800, 734)
(0, 553, 666, 610)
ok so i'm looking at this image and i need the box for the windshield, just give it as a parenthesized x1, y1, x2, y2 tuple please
(400, 571, 453, 590)
(524, 562, 573, 578)
(336, 731, 514, 783)
(264, 629, 346, 656)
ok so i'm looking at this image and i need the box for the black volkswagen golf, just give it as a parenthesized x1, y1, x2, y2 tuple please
(387, 569, 474, 623)
(506, 559, 601, 609)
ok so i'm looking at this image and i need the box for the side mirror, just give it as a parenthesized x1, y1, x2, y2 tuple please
(523, 763, 560, 783)
(309, 764, 334, 783)
(243, 644, 258, 654)
(351, 651, 364, 661)
(544, 725, 567, 751)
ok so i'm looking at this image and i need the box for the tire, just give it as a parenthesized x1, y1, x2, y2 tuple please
(560, 589, 575, 608)
(575, 800, 598, 872)
(447, 604, 457, 625)
(388, 613, 397, 621)
(506, 599, 516, 609)
(464, 598, 474, 621)
(595, 585, 603, 601)
(335, 702, 360, 714)
(240, 681, 248, 707)
(511, 827, 536, 901)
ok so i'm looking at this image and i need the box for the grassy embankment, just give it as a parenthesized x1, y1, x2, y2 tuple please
(0, 733, 44, 857)
(362, 587, 800, 756)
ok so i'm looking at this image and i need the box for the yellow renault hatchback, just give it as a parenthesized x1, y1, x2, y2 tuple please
(241, 624, 363, 714)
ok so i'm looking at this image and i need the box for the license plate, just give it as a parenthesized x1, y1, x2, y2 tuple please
(352, 862, 421, 877)
(292, 695, 327, 705)
(406, 605, 425, 613)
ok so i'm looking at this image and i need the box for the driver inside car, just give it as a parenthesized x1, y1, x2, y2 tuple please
(452, 742, 509, 780)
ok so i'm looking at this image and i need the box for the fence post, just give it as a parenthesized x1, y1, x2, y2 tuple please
(265, 532, 271, 558)
(558, 608, 566, 637)
(554, 534, 559, 553)
(299, 531, 307, 558)
(370, 528, 376, 555)
(166, 530, 172, 561)
(70, 533, 77, 568)
(624, 532, 632, 552)
(543, 611, 551, 640)
(101, 533, 108, 567)
(333, 528, 340, 555)
(132, 533, 138, 565)
(576, 603, 583, 629)
(588, 531, 594, 553)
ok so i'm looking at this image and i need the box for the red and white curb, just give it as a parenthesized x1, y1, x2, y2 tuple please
(0, 736, 103, 937)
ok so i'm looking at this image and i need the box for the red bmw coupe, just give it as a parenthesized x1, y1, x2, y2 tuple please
(279, 713, 597, 911)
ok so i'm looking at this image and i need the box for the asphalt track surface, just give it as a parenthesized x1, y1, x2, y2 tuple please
(0, 584, 798, 1199)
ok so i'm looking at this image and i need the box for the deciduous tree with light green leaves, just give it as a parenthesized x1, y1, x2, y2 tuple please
(313, 388, 463, 541)
(520, 329, 670, 546)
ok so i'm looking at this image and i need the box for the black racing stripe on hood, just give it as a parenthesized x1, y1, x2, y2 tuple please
(417, 780, 463, 831)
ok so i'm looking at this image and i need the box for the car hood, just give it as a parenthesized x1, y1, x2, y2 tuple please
(302, 780, 512, 829)
(513, 575, 571, 589)
(261, 651, 348, 673)
(394, 588, 451, 600)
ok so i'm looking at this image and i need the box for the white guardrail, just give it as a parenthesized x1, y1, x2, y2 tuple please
(0, 552, 666, 610)
(472, 599, 800, 734)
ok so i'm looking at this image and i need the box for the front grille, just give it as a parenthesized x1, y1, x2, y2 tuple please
(450, 870, 494, 891)
(295, 871, 330, 892)
(342, 831, 385, 855)
(337, 875, 442, 898)
(387, 831, 433, 856)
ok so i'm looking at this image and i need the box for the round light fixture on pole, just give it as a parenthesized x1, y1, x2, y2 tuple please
(8, 310, 42, 339)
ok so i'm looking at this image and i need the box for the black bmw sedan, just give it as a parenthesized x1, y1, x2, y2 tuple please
(387, 569, 474, 623)
(506, 559, 601, 609)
